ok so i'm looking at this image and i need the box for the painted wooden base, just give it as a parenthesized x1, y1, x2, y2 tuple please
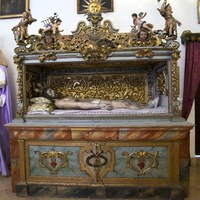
(7, 120, 193, 199)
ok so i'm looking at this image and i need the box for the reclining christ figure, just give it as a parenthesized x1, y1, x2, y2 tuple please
(40, 87, 159, 111)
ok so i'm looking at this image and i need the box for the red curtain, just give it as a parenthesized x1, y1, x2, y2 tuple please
(182, 42, 200, 119)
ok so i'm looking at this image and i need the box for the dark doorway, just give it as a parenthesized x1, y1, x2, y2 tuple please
(195, 82, 200, 155)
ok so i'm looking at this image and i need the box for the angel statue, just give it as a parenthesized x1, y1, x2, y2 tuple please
(12, 9, 37, 43)
(41, 13, 64, 35)
(157, 0, 181, 39)
(131, 12, 154, 33)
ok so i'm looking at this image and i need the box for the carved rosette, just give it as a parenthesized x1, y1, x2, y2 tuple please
(122, 150, 159, 176)
(79, 143, 115, 182)
(37, 148, 73, 174)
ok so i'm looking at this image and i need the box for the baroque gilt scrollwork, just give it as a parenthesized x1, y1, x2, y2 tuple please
(122, 150, 159, 176)
(38, 52, 57, 63)
(36, 148, 73, 174)
(79, 143, 115, 182)
(135, 48, 154, 58)
(171, 50, 181, 115)
(156, 69, 167, 95)
(72, 20, 119, 35)
(12, 3, 180, 61)
(14, 56, 24, 117)
(49, 74, 148, 103)
(11, 1, 182, 118)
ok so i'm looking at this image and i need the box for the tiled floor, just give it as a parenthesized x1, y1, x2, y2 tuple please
(0, 165, 199, 200)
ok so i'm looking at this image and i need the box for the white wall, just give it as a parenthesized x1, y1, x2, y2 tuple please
(0, 0, 198, 156)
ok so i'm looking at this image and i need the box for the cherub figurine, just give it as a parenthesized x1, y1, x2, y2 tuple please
(41, 13, 64, 35)
(12, 9, 37, 43)
(157, 0, 181, 39)
(131, 12, 153, 32)
(51, 18, 64, 35)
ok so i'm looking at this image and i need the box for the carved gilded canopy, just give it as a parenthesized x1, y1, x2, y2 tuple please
(11, 2, 181, 118)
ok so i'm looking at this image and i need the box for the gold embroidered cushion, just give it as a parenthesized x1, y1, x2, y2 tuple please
(30, 97, 52, 104)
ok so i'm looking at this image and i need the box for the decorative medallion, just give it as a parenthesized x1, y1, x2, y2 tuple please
(36, 147, 73, 174)
(79, 143, 115, 182)
(122, 150, 159, 176)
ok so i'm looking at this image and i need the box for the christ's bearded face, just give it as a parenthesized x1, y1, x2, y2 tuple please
(47, 88, 56, 98)
(44, 88, 61, 100)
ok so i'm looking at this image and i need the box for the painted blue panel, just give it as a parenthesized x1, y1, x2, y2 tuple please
(29, 145, 168, 178)
(106, 146, 169, 178)
(29, 145, 88, 177)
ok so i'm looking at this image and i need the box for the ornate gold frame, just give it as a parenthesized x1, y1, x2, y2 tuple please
(77, 0, 114, 14)
(198, 0, 200, 23)
(0, 0, 29, 19)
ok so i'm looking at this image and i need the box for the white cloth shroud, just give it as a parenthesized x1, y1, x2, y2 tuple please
(0, 68, 6, 88)
(0, 94, 6, 107)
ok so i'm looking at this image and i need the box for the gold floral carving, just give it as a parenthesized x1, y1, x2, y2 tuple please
(37, 148, 73, 174)
(122, 150, 159, 176)
(72, 20, 119, 35)
(14, 56, 23, 118)
(79, 143, 115, 182)
(156, 69, 167, 95)
(171, 50, 181, 115)
(80, 43, 111, 61)
(135, 49, 154, 58)
(12, 12, 180, 61)
(49, 74, 148, 103)
(38, 52, 57, 63)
